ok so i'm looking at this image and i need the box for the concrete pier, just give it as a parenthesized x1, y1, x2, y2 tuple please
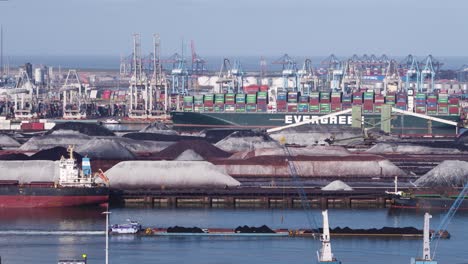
(114, 187, 393, 209)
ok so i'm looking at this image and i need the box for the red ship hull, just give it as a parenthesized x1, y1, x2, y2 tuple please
(0, 195, 109, 208)
(0, 184, 109, 208)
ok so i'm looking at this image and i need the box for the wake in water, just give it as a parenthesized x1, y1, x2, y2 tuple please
(0, 230, 105, 235)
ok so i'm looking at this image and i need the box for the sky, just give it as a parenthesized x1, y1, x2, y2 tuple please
(0, 0, 467, 58)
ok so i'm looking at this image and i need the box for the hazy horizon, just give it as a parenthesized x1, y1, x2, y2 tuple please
(1, 0, 468, 58)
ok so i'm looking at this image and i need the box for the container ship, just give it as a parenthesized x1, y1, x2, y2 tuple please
(171, 88, 467, 136)
(0, 147, 109, 208)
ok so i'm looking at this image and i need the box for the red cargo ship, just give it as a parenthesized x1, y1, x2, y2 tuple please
(0, 146, 109, 208)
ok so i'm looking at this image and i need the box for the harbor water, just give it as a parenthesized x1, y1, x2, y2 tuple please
(0, 207, 466, 263)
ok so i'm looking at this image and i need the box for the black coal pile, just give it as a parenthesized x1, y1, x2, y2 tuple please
(166, 226, 204, 233)
(153, 140, 231, 160)
(201, 129, 256, 143)
(46, 122, 115, 136)
(227, 130, 274, 141)
(234, 225, 275, 233)
(29, 146, 83, 163)
(307, 226, 422, 235)
(0, 153, 30, 160)
(123, 132, 204, 142)
(139, 122, 178, 135)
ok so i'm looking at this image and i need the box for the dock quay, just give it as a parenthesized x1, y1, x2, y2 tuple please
(112, 187, 396, 208)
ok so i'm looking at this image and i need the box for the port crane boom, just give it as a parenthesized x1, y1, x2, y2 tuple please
(431, 181, 468, 259)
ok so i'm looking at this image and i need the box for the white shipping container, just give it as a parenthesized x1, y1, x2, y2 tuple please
(44, 122, 56, 130)
(10, 124, 21, 130)
(0, 123, 10, 130)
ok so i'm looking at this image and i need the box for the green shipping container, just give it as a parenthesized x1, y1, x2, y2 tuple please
(246, 94, 257, 103)
(257, 92, 268, 98)
(320, 104, 330, 112)
(205, 95, 215, 104)
(183, 96, 194, 103)
(320, 92, 331, 99)
(212, 94, 223, 103)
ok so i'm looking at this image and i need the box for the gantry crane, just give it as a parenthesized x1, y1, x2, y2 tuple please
(405, 55, 420, 91)
(273, 54, 298, 92)
(420, 55, 436, 92)
(190, 40, 207, 77)
(10, 69, 36, 118)
(167, 52, 189, 94)
(297, 59, 318, 95)
(61, 69, 86, 119)
(321, 54, 342, 90)
(217, 58, 243, 93)
(341, 58, 361, 93)
(383, 59, 402, 93)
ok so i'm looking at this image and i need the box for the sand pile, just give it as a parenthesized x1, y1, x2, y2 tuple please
(20, 132, 92, 151)
(139, 122, 177, 135)
(76, 138, 136, 160)
(174, 150, 205, 161)
(215, 156, 406, 178)
(321, 180, 353, 191)
(154, 140, 231, 160)
(0, 160, 59, 182)
(215, 131, 279, 152)
(366, 143, 461, 154)
(415, 160, 468, 187)
(47, 122, 115, 136)
(229, 146, 350, 159)
(0, 134, 21, 148)
(103, 161, 240, 189)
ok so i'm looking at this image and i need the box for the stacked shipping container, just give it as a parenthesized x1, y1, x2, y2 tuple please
(184, 90, 463, 117)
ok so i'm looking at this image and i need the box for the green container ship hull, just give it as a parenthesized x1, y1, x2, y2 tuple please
(171, 111, 460, 136)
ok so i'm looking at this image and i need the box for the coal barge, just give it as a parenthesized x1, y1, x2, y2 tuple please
(0, 146, 109, 208)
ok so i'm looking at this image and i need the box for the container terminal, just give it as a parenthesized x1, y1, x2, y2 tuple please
(0, 34, 467, 212)
(0, 34, 466, 137)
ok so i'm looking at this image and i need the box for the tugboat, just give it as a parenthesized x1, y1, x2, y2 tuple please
(411, 213, 437, 264)
(0, 146, 109, 208)
(110, 220, 142, 234)
(317, 210, 341, 264)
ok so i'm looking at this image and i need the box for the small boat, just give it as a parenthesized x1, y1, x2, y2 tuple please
(110, 220, 141, 234)
(103, 119, 121, 124)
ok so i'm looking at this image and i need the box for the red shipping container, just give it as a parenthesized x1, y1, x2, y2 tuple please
(260, 85, 269, 92)
(244, 85, 260, 94)
(449, 107, 459, 113)
(21, 123, 33, 130)
(449, 98, 459, 104)
(204, 102, 214, 106)
(31, 122, 45, 130)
